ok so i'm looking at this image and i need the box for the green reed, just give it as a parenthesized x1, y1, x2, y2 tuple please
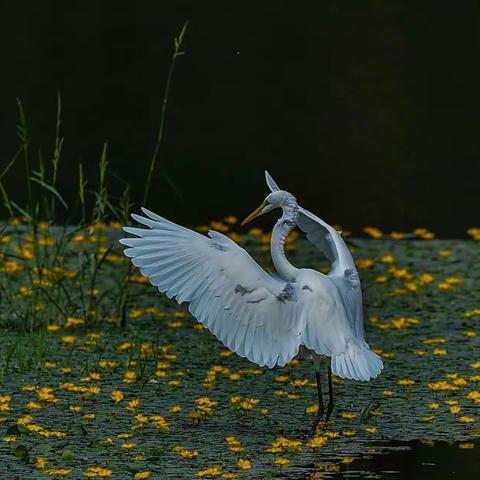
(0, 21, 189, 332)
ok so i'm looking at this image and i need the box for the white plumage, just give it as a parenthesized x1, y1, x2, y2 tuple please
(120, 171, 382, 384)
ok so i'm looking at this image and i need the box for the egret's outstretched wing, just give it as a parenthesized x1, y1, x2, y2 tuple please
(120, 208, 301, 368)
(296, 206, 366, 345)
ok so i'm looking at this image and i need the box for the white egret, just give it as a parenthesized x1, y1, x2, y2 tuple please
(120, 171, 383, 434)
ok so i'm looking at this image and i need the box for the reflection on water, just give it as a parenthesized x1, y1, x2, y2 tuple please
(290, 440, 479, 479)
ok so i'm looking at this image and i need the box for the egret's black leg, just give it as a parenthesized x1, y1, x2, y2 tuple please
(308, 370, 325, 437)
(323, 366, 335, 429)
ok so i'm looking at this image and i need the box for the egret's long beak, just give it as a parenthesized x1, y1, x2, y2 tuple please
(241, 201, 267, 226)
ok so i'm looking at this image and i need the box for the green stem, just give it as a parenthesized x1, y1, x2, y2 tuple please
(143, 20, 189, 206)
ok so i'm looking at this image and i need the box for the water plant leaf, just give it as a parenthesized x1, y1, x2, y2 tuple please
(360, 401, 379, 423)
(14, 445, 29, 462)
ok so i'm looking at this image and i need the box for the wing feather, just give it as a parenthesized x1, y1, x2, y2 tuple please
(296, 206, 366, 345)
(120, 209, 301, 368)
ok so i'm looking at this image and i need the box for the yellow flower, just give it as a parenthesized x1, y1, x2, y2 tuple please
(428, 381, 459, 392)
(123, 371, 137, 383)
(397, 379, 415, 386)
(459, 443, 474, 449)
(225, 435, 240, 445)
(170, 405, 182, 413)
(391, 317, 419, 329)
(307, 436, 328, 448)
(418, 273, 435, 285)
(428, 402, 440, 410)
(17, 415, 33, 425)
(47, 324, 61, 332)
(111, 389, 124, 403)
(445, 276, 463, 285)
(219, 349, 234, 357)
(150, 415, 169, 431)
(449, 405, 461, 414)
(423, 337, 447, 345)
(134, 473, 151, 480)
(117, 342, 133, 352)
(229, 446, 244, 453)
(342, 430, 356, 437)
(290, 379, 308, 388)
(422, 415, 436, 422)
(389, 266, 414, 279)
(35, 456, 47, 469)
(340, 412, 356, 420)
(414, 228, 435, 239)
(341, 457, 354, 465)
(196, 466, 222, 477)
(45, 469, 71, 476)
(65, 317, 85, 328)
(2, 436, 16, 442)
(467, 391, 480, 403)
(405, 282, 417, 292)
(365, 426, 377, 434)
(273, 457, 290, 466)
(438, 250, 451, 257)
(383, 390, 395, 397)
(458, 416, 475, 423)
(126, 399, 140, 411)
(168, 321, 182, 329)
(181, 449, 199, 459)
(237, 459, 252, 469)
(83, 466, 113, 477)
(248, 227, 263, 237)
(380, 255, 395, 263)
(121, 442, 137, 449)
(356, 258, 375, 269)
(363, 227, 383, 238)
(62, 335, 76, 344)
(224, 216, 238, 225)
(467, 227, 480, 239)
(433, 348, 448, 356)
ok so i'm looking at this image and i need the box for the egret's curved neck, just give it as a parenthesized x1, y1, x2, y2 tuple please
(271, 209, 298, 282)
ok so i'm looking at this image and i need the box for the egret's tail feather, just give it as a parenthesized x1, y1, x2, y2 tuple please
(331, 343, 383, 381)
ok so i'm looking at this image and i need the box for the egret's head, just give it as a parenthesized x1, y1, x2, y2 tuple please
(241, 190, 296, 226)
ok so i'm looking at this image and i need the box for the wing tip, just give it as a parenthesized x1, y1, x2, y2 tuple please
(331, 345, 384, 382)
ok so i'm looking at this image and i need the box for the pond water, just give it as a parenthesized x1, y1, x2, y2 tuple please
(0, 226, 478, 478)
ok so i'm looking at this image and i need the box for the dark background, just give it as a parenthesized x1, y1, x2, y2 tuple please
(0, 0, 479, 236)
